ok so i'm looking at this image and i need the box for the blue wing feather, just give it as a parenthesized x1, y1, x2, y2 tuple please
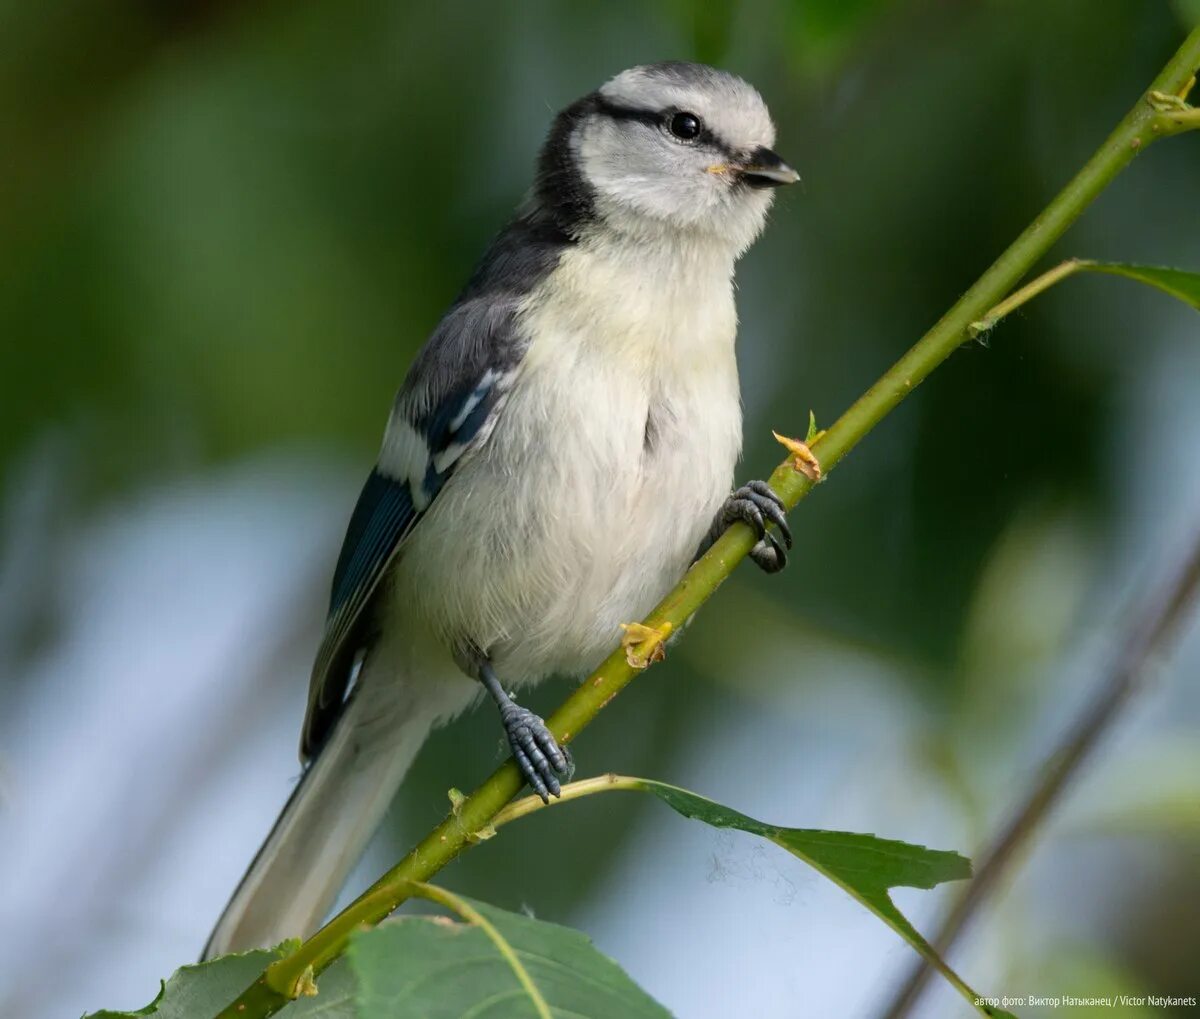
(328, 470, 415, 617)
(325, 371, 502, 623)
(304, 469, 421, 757)
(302, 285, 541, 760)
(302, 359, 510, 758)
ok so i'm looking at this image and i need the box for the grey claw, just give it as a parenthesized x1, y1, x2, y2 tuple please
(513, 742, 550, 802)
(502, 704, 568, 800)
(696, 479, 792, 569)
(729, 489, 766, 539)
(746, 481, 792, 548)
(746, 479, 781, 503)
(721, 481, 792, 572)
(519, 729, 552, 782)
(750, 530, 787, 573)
(535, 726, 568, 774)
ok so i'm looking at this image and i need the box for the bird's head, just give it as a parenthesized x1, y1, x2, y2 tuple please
(536, 62, 797, 254)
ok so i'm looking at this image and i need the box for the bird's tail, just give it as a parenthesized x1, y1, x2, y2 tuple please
(202, 674, 440, 960)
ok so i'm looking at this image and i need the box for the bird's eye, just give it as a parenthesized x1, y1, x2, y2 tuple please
(669, 112, 702, 141)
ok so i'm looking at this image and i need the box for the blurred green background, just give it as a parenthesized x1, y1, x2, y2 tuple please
(2, 2, 1199, 1017)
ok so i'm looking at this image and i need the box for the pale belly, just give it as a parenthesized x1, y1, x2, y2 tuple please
(391, 333, 742, 685)
(389, 233, 744, 686)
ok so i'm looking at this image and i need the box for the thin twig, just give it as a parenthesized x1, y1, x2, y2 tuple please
(492, 773, 644, 828)
(881, 530, 1200, 1019)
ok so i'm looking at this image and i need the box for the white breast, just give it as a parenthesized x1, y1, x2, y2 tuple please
(393, 231, 743, 684)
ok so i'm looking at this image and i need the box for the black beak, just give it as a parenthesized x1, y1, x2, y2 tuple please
(739, 146, 800, 188)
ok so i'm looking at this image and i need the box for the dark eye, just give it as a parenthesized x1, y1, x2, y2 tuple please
(669, 112, 702, 140)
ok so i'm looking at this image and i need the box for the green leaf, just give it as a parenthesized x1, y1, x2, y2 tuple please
(82, 943, 360, 1019)
(633, 779, 1017, 1018)
(349, 899, 669, 1019)
(1083, 262, 1200, 310)
(84, 946, 292, 1019)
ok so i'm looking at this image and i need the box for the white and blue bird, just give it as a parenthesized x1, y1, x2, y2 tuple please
(205, 61, 798, 957)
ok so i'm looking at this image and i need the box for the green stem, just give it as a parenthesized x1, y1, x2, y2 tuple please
(1158, 106, 1200, 132)
(217, 26, 1200, 1019)
(492, 773, 646, 828)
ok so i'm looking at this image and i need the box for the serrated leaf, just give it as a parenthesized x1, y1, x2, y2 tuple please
(1083, 262, 1200, 309)
(84, 947, 289, 1019)
(350, 902, 669, 1019)
(632, 779, 1017, 1018)
(83, 944, 360, 1019)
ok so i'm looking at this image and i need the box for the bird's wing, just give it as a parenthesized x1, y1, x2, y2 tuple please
(301, 295, 527, 759)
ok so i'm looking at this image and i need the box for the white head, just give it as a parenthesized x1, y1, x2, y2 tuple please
(535, 62, 797, 255)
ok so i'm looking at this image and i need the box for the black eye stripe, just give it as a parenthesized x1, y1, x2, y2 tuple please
(590, 96, 661, 128)
(589, 96, 735, 158)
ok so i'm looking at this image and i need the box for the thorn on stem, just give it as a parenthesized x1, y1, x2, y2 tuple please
(295, 967, 318, 998)
(619, 621, 672, 669)
(773, 430, 823, 481)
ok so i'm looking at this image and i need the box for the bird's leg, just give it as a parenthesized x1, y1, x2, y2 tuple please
(696, 479, 792, 574)
(478, 660, 572, 802)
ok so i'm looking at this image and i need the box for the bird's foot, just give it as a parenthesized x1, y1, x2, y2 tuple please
(710, 479, 793, 574)
(499, 701, 572, 803)
(478, 658, 572, 802)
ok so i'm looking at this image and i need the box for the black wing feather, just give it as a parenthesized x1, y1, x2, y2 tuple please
(303, 471, 419, 758)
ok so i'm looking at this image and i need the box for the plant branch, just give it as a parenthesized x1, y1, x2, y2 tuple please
(880, 528, 1200, 1019)
(217, 25, 1200, 1019)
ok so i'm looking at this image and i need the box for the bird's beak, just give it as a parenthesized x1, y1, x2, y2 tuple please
(738, 146, 800, 188)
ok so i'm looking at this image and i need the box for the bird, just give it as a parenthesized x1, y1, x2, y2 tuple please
(204, 60, 798, 959)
